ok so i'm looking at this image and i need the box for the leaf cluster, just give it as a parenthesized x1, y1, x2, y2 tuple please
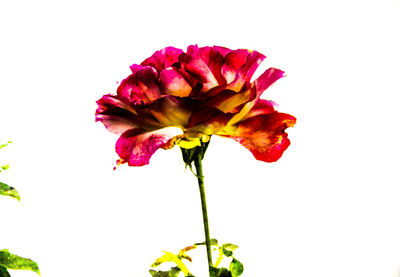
(149, 239, 243, 277)
(0, 141, 40, 276)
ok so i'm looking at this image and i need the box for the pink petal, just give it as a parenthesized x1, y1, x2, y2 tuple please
(96, 94, 161, 132)
(180, 45, 220, 91)
(117, 66, 161, 104)
(222, 50, 265, 84)
(254, 67, 285, 97)
(197, 46, 227, 85)
(139, 47, 184, 72)
(159, 68, 192, 97)
(116, 127, 183, 166)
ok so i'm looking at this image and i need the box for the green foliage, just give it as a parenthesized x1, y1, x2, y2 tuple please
(0, 250, 40, 275)
(0, 182, 20, 201)
(0, 142, 12, 150)
(194, 239, 218, 246)
(210, 267, 232, 277)
(149, 267, 181, 277)
(0, 142, 11, 173)
(151, 251, 192, 276)
(221, 243, 238, 257)
(229, 259, 243, 277)
(0, 266, 11, 277)
(150, 240, 243, 277)
(0, 141, 40, 276)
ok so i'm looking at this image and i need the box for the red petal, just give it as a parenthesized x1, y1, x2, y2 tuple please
(116, 127, 183, 166)
(241, 99, 277, 119)
(220, 112, 296, 162)
(139, 47, 184, 72)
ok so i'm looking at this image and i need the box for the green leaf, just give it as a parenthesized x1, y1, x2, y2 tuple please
(0, 249, 40, 275)
(0, 182, 20, 201)
(0, 142, 12, 150)
(194, 238, 218, 246)
(221, 243, 238, 257)
(149, 266, 181, 277)
(0, 165, 9, 172)
(178, 245, 197, 262)
(151, 251, 191, 276)
(0, 266, 11, 277)
(229, 258, 243, 277)
(210, 267, 232, 277)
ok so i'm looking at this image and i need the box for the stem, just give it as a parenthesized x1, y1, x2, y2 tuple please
(194, 154, 213, 276)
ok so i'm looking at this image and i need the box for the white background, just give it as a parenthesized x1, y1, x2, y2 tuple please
(1, 0, 400, 276)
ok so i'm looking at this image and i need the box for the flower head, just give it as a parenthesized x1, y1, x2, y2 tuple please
(96, 45, 296, 166)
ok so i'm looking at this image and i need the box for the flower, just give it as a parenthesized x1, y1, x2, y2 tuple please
(96, 45, 296, 166)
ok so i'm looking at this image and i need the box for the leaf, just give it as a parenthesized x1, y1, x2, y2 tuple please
(151, 251, 191, 276)
(149, 266, 181, 277)
(178, 245, 197, 262)
(221, 243, 238, 257)
(0, 182, 20, 201)
(0, 142, 12, 150)
(210, 267, 232, 277)
(0, 165, 9, 172)
(0, 266, 11, 277)
(194, 238, 218, 246)
(229, 258, 243, 277)
(0, 250, 40, 275)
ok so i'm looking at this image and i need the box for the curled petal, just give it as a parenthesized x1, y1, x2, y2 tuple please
(116, 127, 183, 166)
(220, 112, 296, 162)
(254, 67, 285, 97)
(222, 50, 265, 86)
(139, 47, 184, 72)
(159, 68, 192, 97)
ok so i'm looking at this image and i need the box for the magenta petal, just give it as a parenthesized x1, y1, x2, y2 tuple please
(254, 67, 285, 97)
(159, 68, 192, 97)
(140, 47, 184, 72)
(197, 46, 227, 85)
(239, 51, 266, 80)
(222, 50, 265, 83)
(117, 66, 161, 103)
(116, 127, 183, 166)
(180, 45, 219, 91)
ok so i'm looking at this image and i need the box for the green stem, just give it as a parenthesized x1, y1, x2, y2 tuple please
(194, 154, 213, 276)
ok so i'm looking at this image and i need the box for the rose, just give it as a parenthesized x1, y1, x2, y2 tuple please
(96, 45, 296, 166)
